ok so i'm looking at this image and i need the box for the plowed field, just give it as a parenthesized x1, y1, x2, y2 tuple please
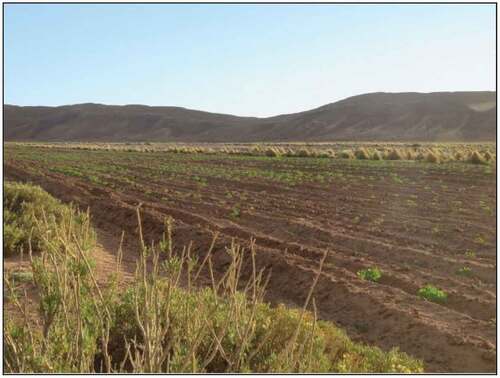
(4, 145, 496, 372)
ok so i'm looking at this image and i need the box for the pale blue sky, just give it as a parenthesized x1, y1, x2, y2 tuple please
(4, 4, 496, 117)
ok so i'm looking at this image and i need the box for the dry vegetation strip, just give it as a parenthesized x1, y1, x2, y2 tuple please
(8, 141, 497, 165)
(4, 144, 497, 372)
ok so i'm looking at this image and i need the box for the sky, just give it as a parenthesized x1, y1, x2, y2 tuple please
(4, 3, 496, 117)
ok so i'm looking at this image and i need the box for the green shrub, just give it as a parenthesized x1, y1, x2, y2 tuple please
(418, 285, 447, 303)
(3, 181, 95, 257)
(4, 184, 98, 372)
(357, 267, 382, 282)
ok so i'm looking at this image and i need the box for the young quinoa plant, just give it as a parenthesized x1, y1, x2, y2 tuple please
(456, 267, 473, 277)
(357, 267, 382, 282)
(418, 285, 447, 303)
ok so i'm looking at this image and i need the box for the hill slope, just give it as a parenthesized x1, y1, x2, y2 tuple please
(4, 91, 496, 142)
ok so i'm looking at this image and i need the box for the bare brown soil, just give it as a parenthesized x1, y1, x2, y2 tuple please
(4, 153, 496, 373)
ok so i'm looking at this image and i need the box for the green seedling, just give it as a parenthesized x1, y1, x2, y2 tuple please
(474, 235, 486, 245)
(418, 285, 447, 303)
(230, 205, 241, 218)
(465, 250, 476, 258)
(456, 267, 472, 277)
(9, 271, 34, 284)
(357, 267, 382, 282)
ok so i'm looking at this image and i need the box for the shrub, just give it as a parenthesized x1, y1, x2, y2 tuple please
(316, 150, 331, 158)
(385, 149, 403, 161)
(467, 151, 486, 165)
(357, 267, 382, 282)
(265, 148, 279, 157)
(440, 152, 451, 162)
(354, 148, 370, 160)
(338, 150, 355, 159)
(405, 150, 415, 160)
(415, 152, 426, 161)
(4, 186, 98, 372)
(425, 152, 440, 164)
(3, 181, 95, 257)
(296, 149, 311, 158)
(371, 151, 383, 160)
(326, 149, 336, 158)
(418, 285, 447, 303)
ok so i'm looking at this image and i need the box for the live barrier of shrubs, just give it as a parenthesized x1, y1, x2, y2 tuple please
(9, 142, 497, 165)
(3, 182, 423, 373)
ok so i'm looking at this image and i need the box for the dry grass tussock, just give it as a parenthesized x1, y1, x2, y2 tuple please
(3, 182, 423, 373)
(467, 151, 488, 165)
(425, 151, 440, 164)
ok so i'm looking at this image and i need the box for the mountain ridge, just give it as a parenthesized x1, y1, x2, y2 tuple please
(4, 91, 496, 142)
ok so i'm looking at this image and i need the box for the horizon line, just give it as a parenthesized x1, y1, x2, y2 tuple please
(5, 89, 496, 119)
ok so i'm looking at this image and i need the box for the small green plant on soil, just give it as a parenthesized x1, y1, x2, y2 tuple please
(474, 235, 486, 245)
(465, 250, 476, 258)
(456, 267, 472, 277)
(418, 285, 447, 303)
(230, 205, 241, 218)
(390, 174, 404, 184)
(8, 270, 34, 284)
(479, 201, 493, 215)
(406, 199, 417, 207)
(357, 267, 382, 282)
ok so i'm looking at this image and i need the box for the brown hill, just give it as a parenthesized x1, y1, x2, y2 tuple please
(4, 91, 496, 142)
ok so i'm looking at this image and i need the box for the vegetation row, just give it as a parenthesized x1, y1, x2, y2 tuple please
(9, 142, 496, 165)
